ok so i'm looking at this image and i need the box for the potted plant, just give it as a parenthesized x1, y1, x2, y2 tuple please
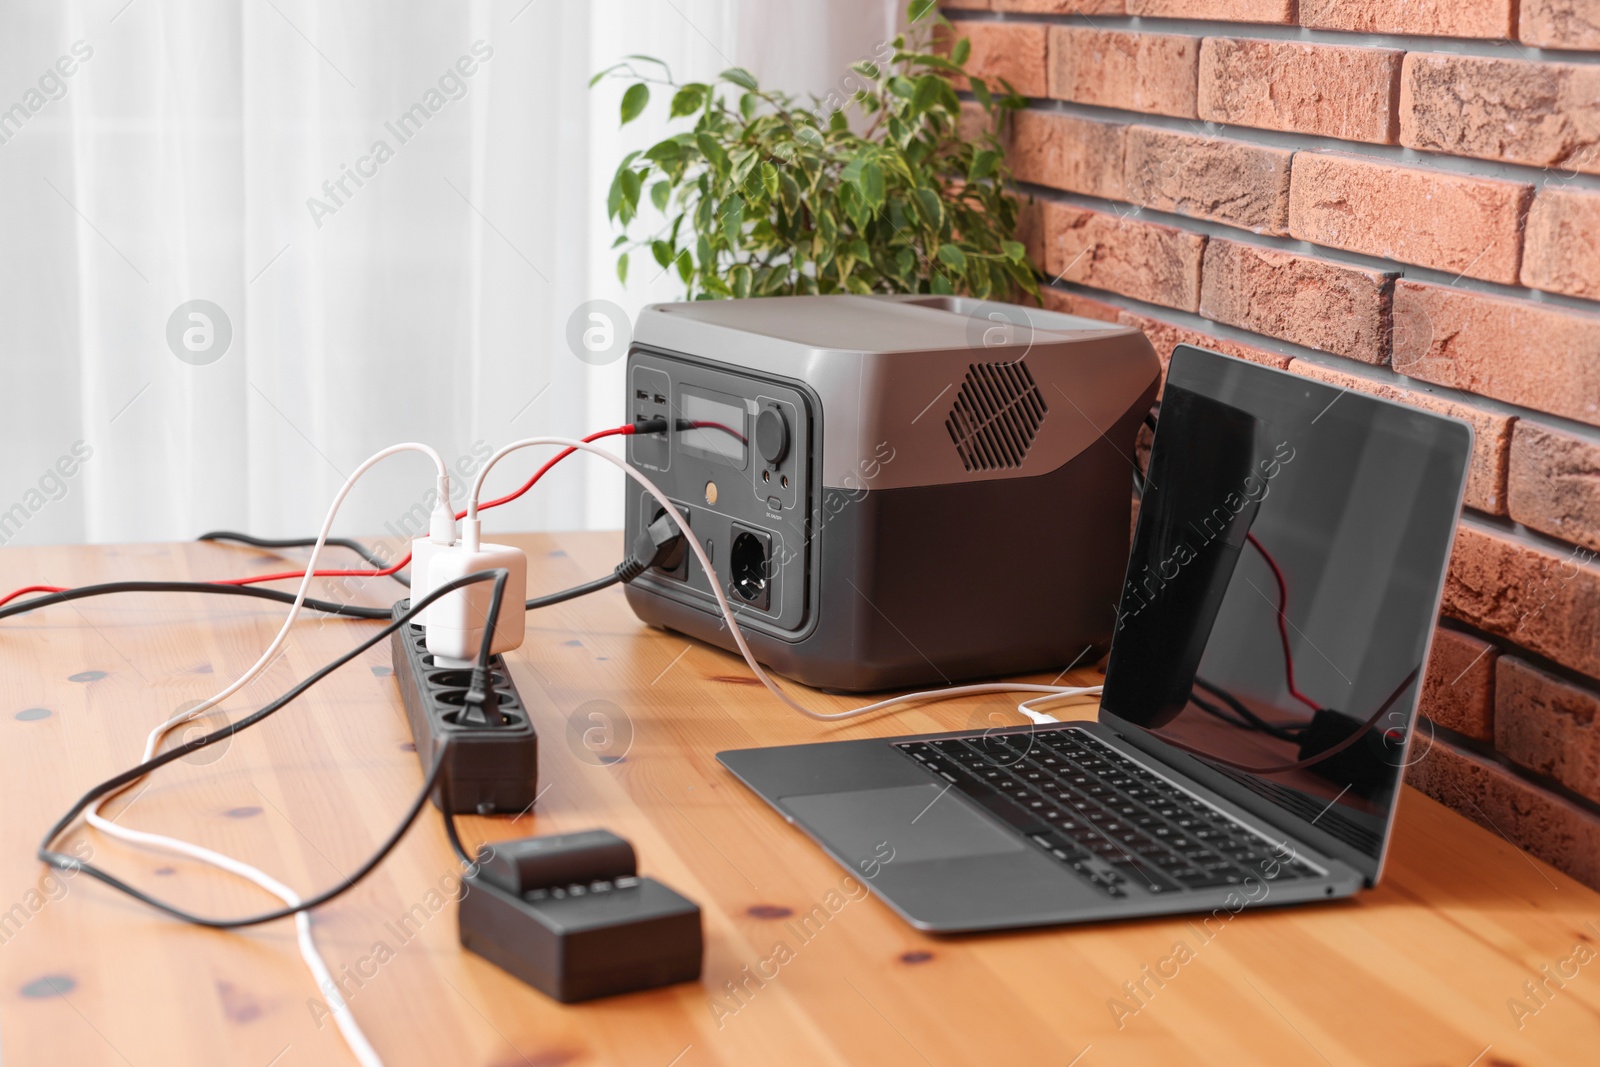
(593, 2, 1038, 302)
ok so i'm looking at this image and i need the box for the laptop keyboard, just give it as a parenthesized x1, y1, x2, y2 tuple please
(895, 727, 1322, 898)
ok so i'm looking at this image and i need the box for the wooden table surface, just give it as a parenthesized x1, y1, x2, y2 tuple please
(3, 531, 1599, 1066)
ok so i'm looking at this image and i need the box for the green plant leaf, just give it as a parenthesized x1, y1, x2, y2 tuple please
(777, 170, 801, 215)
(817, 204, 838, 246)
(589, 62, 626, 88)
(644, 139, 682, 165)
(910, 74, 942, 115)
(620, 83, 650, 125)
(606, 168, 625, 221)
(617, 167, 643, 220)
(860, 162, 885, 212)
(900, 52, 964, 75)
(617, 252, 629, 283)
(907, 0, 935, 23)
(894, 246, 917, 281)
(695, 132, 731, 176)
(600, 10, 1039, 304)
(970, 76, 992, 111)
(669, 83, 705, 117)
(722, 195, 745, 245)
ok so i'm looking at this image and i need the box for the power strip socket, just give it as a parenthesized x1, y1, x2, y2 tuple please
(389, 601, 539, 815)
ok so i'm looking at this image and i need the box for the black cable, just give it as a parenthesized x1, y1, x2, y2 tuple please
(31, 518, 696, 923)
(196, 510, 690, 615)
(0, 567, 639, 627)
(1192, 676, 1307, 741)
(1160, 666, 1420, 777)
(0, 581, 395, 622)
(198, 530, 410, 588)
(441, 797, 478, 869)
(511, 512, 681, 611)
(463, 565, 511, 727)
(36, 569, 509, 929)
(1133, 405, 1160, 497)
(1188, 690, 1263, 733)
(527, 570, 621, 611)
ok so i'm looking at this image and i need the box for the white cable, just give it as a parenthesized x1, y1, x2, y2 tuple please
(84, 443, 451, 1067)
(470, 437, 1104, 724)
(76, 436, 1100, 1067)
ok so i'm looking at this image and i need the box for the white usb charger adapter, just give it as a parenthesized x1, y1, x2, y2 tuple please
(422, 516, 527, 667)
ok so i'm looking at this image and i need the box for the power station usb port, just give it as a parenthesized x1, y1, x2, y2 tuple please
(634, 389, 650, 400)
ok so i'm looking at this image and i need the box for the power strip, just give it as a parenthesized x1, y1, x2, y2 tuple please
(389, 602, 539, 815)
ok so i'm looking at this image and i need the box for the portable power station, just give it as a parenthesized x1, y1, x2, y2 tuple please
(621, 294, 1160, 692)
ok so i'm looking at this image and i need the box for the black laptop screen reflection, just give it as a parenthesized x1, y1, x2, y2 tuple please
(1101, 351, 1470, 861)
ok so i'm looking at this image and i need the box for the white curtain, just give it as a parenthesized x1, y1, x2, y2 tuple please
(0, 0, 897, 549)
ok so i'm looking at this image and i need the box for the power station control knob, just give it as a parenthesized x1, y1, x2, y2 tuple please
(755, 408, 790, 465)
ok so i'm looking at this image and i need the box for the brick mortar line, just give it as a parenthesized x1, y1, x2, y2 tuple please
(1459, 508, 1600, 577)
(1040, 277, 1600, 447)
(1422, 719, 1600, 827)
(1439, 614, 1600, 702)
(1023, 182, 1600, 322)
(947, 10, 1600, 65)
(1003, 95, 1600, 194)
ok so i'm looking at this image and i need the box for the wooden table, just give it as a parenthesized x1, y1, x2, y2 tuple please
(3, 531, 1599, 1066)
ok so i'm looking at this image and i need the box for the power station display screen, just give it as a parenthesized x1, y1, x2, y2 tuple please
(1099, 347, 1471, 875)
(677, 389, 748, 467)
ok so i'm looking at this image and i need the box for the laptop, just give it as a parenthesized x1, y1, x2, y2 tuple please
(717, 344, 1473, 931)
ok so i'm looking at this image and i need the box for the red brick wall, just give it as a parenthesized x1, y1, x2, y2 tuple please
(945, 3, 1600, 888)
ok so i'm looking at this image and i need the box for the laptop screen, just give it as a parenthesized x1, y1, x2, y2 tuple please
(1099, 345, 1472, 881)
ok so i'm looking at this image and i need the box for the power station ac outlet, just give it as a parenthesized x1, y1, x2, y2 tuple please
(728, 523, 773, 611)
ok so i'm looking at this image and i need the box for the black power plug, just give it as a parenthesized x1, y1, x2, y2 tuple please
(1295, 708, 1392, 797)
(459, 829, 702, 1003)
(616, 511, 687, 583)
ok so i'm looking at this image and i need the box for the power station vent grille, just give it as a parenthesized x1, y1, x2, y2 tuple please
(945, 360, 1048, 472)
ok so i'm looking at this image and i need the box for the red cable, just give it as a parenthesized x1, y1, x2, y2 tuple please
(219, 425, 635, 586)
(1245, 531, 1321, 713)
(0, 585, 68, 610)
(0, 425, 636, 609)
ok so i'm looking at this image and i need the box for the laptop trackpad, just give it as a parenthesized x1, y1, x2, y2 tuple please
(781, 784, 1026, 867)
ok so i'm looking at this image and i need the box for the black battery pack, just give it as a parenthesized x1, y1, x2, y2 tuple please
(458, 830, 702, 1003)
